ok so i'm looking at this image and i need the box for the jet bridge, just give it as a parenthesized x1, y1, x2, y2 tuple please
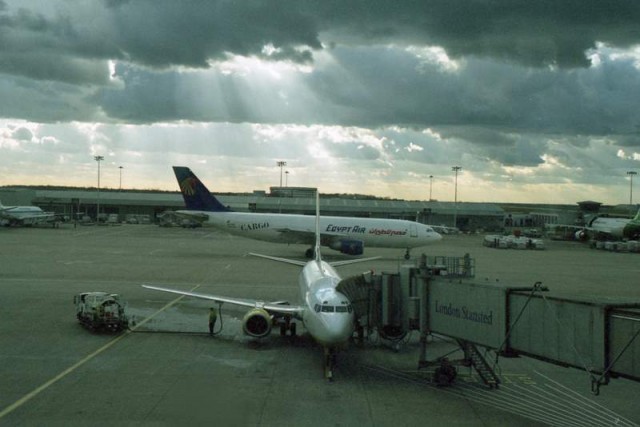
(338, 254, 640, 393)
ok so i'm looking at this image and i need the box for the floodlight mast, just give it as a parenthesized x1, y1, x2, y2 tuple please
(277, 161, 287, 188)
(94, 155, 104, 221)
(452, 166, 462, 229)
(429, 175, 433, 201)
(628, 171, 637, 211)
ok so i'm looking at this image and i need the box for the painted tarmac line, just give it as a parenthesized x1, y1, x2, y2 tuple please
(0, 285, 200, 420)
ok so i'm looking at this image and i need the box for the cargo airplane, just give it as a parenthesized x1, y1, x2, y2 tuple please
(172, 166, 442, 258)
(0, 201, 57, 227)
(144, 192, 379, 379)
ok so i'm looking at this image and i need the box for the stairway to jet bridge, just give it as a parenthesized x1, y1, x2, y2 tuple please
(337, 254, 640, 393)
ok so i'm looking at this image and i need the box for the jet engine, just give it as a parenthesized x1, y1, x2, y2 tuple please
(242, 308, 272, 338)
(330, 239, 364, 255)
(574, 229, 588, 241)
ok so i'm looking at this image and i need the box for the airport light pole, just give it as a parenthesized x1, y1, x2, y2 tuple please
(628, 171, 637, 209)
(277, 161, 287, 187)
(452, 166, 461, 229)
(94, 155, 104, 221)
(285, 170, 289, 187)
(429, 175, 433, 201)
(119, 166, 123, 191)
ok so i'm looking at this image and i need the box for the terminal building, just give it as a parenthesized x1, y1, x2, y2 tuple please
(1, 186, 633, 232)
(1, 186, 504, 231)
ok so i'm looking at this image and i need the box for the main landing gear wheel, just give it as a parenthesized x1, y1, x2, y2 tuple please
(280, 318, 297, 337)
(433, 360, 457, 387)
(305, 248, 314, 259)
(404, 249, 411, 260)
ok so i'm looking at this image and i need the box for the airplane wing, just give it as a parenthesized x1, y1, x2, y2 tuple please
(142, 284, 305, 316)
(329, 256, 381, 267)
(248, 252, 307, 266)
(248, 252, 380, 267)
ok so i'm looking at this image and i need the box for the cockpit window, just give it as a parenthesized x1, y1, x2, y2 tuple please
(318, 302, 353, 314)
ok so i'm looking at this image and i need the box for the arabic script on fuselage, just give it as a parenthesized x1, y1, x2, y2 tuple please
(325, 224, 407, 236)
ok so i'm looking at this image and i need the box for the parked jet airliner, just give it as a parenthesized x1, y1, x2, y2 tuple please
(573, 209, 640, 240)
(144, 192, 380, 379)
(172, 166, 442, 258)
(0, 201, 57, 227)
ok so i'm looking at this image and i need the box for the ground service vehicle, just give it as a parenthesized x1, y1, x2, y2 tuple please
(74, 292, 129, 332)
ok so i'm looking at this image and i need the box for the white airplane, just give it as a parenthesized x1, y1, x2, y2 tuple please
(144, 192, 380, 379)
(0, 201, 57, 227)
(172, 166, 442, 258)
(573, 209, 640, 241)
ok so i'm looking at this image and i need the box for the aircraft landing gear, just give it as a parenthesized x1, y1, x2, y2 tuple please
(324, 347, 337, 381)
(404, 248, 411, 260)
(279, 317, 297, 337)
(305, 248, 315, 259)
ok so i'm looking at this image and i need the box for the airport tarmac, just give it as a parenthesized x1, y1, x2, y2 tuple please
(0, 224, 638, 426)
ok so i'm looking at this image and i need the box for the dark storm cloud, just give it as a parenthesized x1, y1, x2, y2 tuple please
(317, 0, 640, 69)
(0, 74, 99, 122)
(1, 0, 640, 180)
(0, 0, 321, 84)
(2, 0, 640, 87)
(614, 135, 640, 148)
(105, 2, 321, 68)
(91, 43, 640, 149)
(310, 46, 640, 135)
(0, 4, 113, 85)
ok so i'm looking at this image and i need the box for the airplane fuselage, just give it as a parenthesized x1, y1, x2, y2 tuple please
(588, 216, 640, 239)
(177, 209, 441, 249)
(0, 205, 54, 226)
(298, 260, 354, 347)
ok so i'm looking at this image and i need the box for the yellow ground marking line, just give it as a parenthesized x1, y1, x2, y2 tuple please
(0, 285, 200, 420)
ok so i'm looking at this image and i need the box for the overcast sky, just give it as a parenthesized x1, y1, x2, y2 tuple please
(1, 1, 640, 205)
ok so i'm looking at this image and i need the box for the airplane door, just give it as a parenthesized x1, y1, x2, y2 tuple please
(410, 224, 418, 238)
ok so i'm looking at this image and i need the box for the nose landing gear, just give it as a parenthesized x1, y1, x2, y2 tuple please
(324, 347, 337, 381)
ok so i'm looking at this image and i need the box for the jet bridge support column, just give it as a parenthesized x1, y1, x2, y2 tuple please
(417, 266, 430, 369)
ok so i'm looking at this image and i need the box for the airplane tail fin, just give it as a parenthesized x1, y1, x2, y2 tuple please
(172, 166, 230, 212)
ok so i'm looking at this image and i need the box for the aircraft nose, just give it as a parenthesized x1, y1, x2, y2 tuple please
(322, 315, 353, 344)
